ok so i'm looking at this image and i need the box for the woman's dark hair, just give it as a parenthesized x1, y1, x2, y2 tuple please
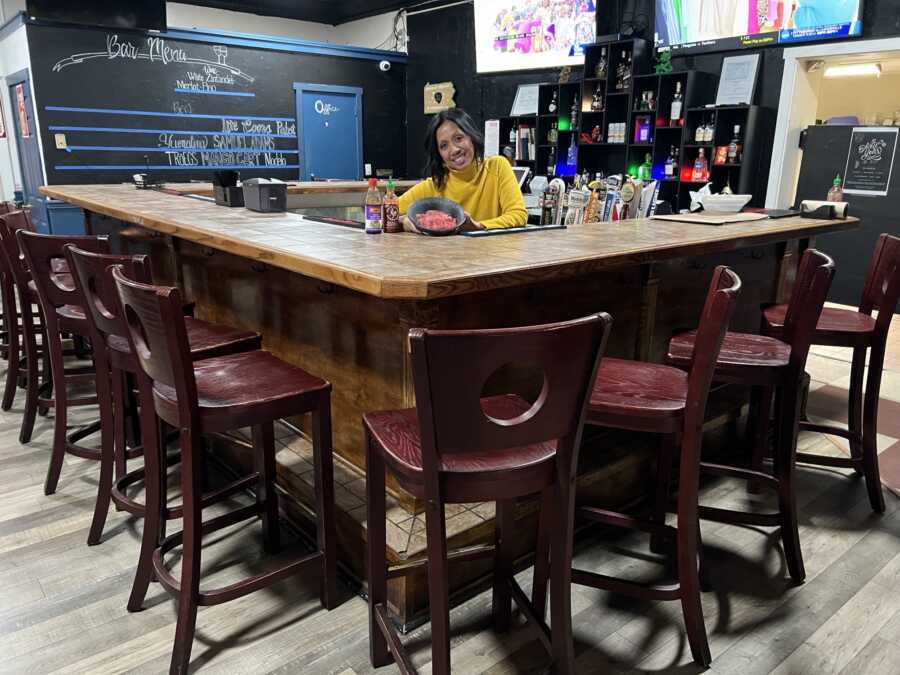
(423, 108, 484, 189)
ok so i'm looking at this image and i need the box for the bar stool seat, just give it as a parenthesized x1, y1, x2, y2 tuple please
(364, 394, 556, 486)
(590, 358, 688, 426)
(152, 350, 329, 433)
(106, 316, 260, 361)
(763, 304, 877, 345)
(668, 331, 791, 383)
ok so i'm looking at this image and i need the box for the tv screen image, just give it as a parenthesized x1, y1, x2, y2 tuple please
(655, 0, 863, 54)
(474, 0, 598, 73)
(27, 0, 167, 32)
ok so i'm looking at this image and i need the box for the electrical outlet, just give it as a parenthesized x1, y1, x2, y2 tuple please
(365, 163, 373, 176)
(54, 133, 67, 150)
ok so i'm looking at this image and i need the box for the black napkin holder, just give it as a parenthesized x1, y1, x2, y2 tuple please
(214, 185, 244, 207)
(243, 178, 287, 213)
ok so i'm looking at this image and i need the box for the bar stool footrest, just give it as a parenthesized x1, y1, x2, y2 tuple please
(799, 421, 857, 442)
(701, 462, 780, 491)
(386, 543, 495, 580)
(796, 452, 862, 469)
(572, 567, 682, 601)
(698, 505, 781, 527)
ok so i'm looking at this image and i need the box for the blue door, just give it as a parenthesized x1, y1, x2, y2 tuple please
(8, 69, 44, 207)
(294, 84, 363, 181)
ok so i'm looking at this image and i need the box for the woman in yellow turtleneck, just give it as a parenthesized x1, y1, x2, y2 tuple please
(399, 108, 527, 232)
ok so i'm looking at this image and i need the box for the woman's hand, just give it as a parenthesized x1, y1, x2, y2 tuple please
(459, 213, 485, 232)
(401, 215, 418, 233)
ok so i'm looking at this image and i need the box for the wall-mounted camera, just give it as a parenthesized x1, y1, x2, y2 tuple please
(379, 60, 391, 72)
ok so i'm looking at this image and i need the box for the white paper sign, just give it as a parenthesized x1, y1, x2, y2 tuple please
(510, 84, 540, 117)
(716, 54, 760, 106)
(485, 119, 501, 158)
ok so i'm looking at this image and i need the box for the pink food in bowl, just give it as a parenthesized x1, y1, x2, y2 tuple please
(416, 210, 458, 231)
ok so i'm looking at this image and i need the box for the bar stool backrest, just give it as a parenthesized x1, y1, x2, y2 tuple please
(782, 249, 836, 374)
(860, 234, 900, 343)
(111, 265, 197, 424)
(0, 202, 16, 215)
(0, 211, 36, 287)
(684, 266, 742, 432)
(17, 231, 108, 313)
(64, 246, 153, 342)
(408, 313, 613, 485)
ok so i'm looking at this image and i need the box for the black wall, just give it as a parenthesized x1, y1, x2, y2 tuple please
(27, 22, 407, 184)
(406, 0, 900, 193)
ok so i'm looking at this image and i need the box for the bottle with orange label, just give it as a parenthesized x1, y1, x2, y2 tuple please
(383, 179, 401, 233)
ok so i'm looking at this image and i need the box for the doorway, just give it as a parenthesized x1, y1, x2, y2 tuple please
(8, 69, 43, 207)
(294, 83, 363, 181)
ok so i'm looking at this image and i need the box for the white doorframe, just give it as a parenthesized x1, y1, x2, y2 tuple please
(766, 37, 900, 208)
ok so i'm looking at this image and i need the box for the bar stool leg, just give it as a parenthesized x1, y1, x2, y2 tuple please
(748, 385, 775, 494)
(87, 358, 114, 546)
(1, 279, 19, 411)
(111, 368, 128, 482)
(19, 307, 41, 444)
(531, 486, 552, 624)
(650, 433, 676, 553)
(847, 347, 866, 476)
(862, 346, 886, 514)
(492, 498, 515, 633)
(44, 331, 69, 495)
(127, 392, 163, 612)
(312, 400, 336, 610)
(676, 430, 711, 667)
(425, 497, 451, 675)
(775, 384, 805, 584)
(252, 422, 281, 554)
(170, 429, 204, 675)
(549, 466, 576, 675)
(364, 432, 392, 668)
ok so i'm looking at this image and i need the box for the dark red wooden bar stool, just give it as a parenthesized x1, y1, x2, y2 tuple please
(17, 230, 107, 501)
(66, 246, 261, 579)
(0, 201, 18, 364)
(0, 211, 50, 437)
(111, 266, 337, 675)
(365, 314, 612, 675)
(667, 249, 835, 585)
(533, 266, 741, 668)
(759, 234, 900, 514)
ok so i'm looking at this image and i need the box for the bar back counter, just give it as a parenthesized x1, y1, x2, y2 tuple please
(41, 183, 857, 624)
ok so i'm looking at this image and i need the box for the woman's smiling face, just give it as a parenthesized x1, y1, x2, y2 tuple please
(436, 120, 475, 172)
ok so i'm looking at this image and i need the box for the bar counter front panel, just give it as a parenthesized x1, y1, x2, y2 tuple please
(40, 184, 858, 623)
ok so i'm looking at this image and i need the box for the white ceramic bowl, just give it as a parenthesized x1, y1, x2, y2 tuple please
(701, 194, 752, 214)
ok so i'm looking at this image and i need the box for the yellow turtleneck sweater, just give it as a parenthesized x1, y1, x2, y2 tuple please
(398, 156, 527, 229)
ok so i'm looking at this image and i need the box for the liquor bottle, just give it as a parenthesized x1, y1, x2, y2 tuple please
(692, 148, 709, 183)
(695, 120, 706, 143)
(616, 50, 626, 90)
(548, 90, 558, 114)
(548, 121, 558, 145)
(827, 174, 844, 202)
(570, 93, 579, 130)
(594, 46, 608, 79)
(727, 125, 742, 163)
(665, 146, 677, 178)
(591, 84, 604, 112)
(509, 123, 517, 146)
(566, 133, 578, 167)
(704, 117, 715, 143)
(383, 179, 401, 233)
(547, 146, 557, 177)
(638, 153, 652, 181)
(670, 82, 683, 126)
(364, 178, 383, 234)
(622, 52, 633, 91)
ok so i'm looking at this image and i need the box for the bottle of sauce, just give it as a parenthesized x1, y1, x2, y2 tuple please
(827, 174, 844, 202)
(365, 178, 383, 234)
(383, 179, 401, 233)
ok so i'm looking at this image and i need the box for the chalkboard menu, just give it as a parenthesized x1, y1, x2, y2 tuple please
(27, 23, 406, 184)
(843, 127, 899, 197)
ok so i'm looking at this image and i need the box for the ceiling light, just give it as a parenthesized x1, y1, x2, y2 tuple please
(824, 63, 882, 78)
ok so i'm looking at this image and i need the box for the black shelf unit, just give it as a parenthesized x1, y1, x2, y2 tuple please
(678, 105, 766, 209)
(498, 114, 539, 167)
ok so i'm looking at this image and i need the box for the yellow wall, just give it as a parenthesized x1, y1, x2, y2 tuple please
(816, 73, 900, 123)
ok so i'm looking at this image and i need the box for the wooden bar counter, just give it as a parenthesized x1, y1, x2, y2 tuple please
(41, 184, 857, 624)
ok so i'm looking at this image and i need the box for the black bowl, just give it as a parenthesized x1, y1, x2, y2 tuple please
(407, 197, 465, 236)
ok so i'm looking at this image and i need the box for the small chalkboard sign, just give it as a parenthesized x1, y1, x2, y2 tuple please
(843, 127, 898, 197)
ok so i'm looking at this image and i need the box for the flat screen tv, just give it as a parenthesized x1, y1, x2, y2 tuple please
(655, 0, 863, 54)
(474, 0, 598, 73)
(26, 0, 167, 32)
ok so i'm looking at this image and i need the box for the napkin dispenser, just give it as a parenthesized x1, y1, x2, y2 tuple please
(799, 200, 848, 220)
(242, 178, 287, 213)
(213, 170, 244, 207)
